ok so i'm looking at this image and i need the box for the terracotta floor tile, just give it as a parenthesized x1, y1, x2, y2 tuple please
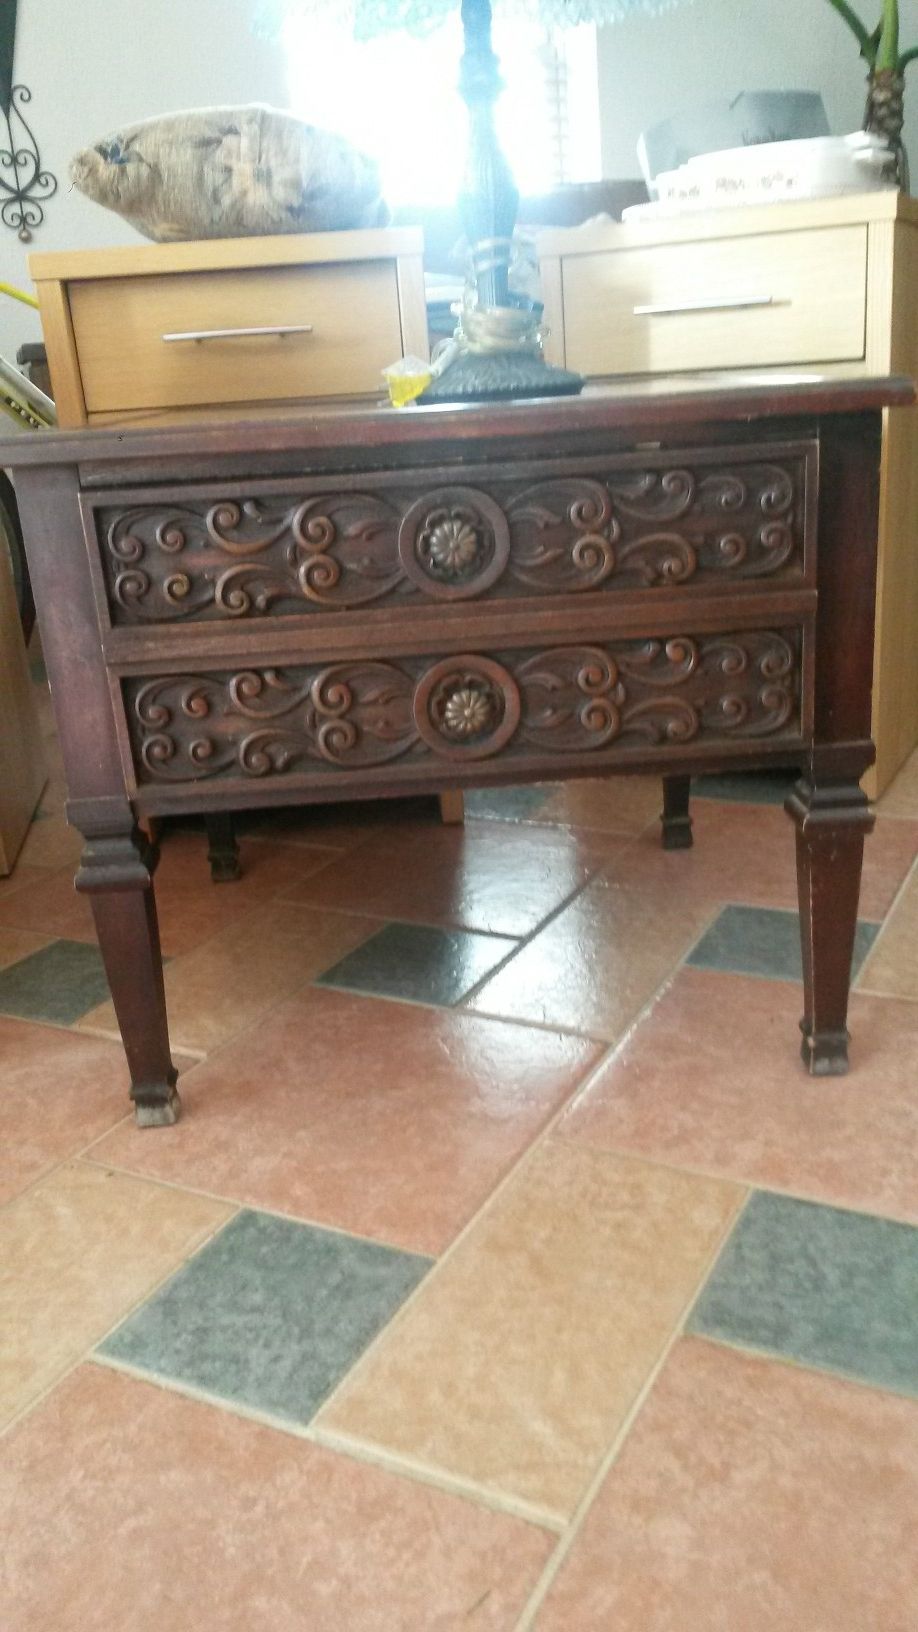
(0, 837, 338, 958)
(467, 775, 664, 836)
(560, 967, 918, 1223)
(0, 864, 97, 942)
(78, 902, 380, 1054)
(14, 811, 83, 871)
(0, 1365, 553, 1632)
(600, 798, 918, 918)
(534, 775, 665, 833)
(857, 862, 918, 1001)
(0, 1161, 231, 1425)
(0, 1019, 135, 1206)
(877, 746, 918, 818)
(151, 831, 341, 956)
(319, 1141, 742, 1520)
(89, 988, 600, 1255)
(467, 872, 715, 1040)
(535, 1338, 918, 1632)
(280, 820, 612, 936)
(0, 928, 51, 971)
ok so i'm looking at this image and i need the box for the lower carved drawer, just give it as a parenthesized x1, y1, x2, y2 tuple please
(123, 629, 805, 786)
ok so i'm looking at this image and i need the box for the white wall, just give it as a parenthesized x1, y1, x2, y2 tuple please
(3, 0, 916, 364)
(0, 0, 286, 358)
(596, 0, 918, 178)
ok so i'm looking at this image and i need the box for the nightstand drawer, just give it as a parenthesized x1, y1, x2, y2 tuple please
(68, 260, 404, 413)
(120, 627, 808, 797)
(561, 225, 868, 376)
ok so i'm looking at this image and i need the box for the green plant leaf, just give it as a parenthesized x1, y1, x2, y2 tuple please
(822, 0, 879, 63)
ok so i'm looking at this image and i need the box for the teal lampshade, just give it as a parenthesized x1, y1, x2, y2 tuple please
(254, 0, 690, 38)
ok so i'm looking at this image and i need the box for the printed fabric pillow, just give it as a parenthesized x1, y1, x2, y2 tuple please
(70, 104, 388, 242)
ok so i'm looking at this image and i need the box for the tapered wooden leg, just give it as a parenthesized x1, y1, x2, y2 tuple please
(204, 811, 241, 882)
(438, 790, 465, 826)
(74, 816, 179, 1125)
(787, 775, 874, 1076)
(660, 775, 693, 850)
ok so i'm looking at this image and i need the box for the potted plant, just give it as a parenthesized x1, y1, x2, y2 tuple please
(826, 0, 918, 184)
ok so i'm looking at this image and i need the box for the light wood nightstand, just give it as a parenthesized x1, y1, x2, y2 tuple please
(539, 192, 918, 796)
(30, 228, 427, 430)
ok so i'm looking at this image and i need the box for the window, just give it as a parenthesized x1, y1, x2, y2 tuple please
(282, 12, 600, 205)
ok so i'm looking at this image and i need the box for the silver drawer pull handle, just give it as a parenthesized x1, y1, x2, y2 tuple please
(161, 324, 315, 343)
(633, 296, 778, 317)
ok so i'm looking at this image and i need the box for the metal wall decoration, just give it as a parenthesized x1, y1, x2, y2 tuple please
(0, 1, 57, 241)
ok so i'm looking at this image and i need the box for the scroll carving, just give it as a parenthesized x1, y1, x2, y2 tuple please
(126, 629, 801, 783)
(98, 451, 808, 623)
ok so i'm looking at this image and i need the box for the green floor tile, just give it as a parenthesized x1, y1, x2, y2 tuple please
(465, 786, 550, 822)
(689, 1191, 918, 1398)
(0, 939, 110, 1025)
(318, 920, 517, 1006)
(687, 904, 880, 983)
(98, 1209, 432, 1426)
(692, 769, 800, 805)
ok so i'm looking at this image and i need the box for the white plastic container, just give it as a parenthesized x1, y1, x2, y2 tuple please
(629, 132, 897, 220)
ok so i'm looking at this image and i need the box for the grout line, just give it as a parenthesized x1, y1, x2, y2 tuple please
(310, 1422, 565, 1533)
(76, 1154, 436, 1259)
(548, 1132, 918, 1231)
(309, 1036, 625, 1425)
(87, 1352, 565, 1531)
(683, 1329, 918, 1404)
(0, 1202, 238, 1446)
(512, 1187, 752, 1631)
(854, 850, 918, 994)
(854, 983, 918, 1005)
(456, 870, 604, 1008)
(0, 1104, 139, 1221)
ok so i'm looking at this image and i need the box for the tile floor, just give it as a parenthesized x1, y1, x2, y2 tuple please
(2, 664, 918, 1629)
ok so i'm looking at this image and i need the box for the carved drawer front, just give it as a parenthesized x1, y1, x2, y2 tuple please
(123, 628, 806, 789)
(89, 444, 815, 627)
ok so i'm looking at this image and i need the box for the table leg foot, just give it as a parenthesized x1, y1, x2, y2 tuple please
(786, 769, 873, 1076)
(800, 1020, 850, 1076)
(73, 807, 178, 1125)
(134, 1077, 182, 1127)
(660, 775, 693, 850)
(204, 812, 241, 883)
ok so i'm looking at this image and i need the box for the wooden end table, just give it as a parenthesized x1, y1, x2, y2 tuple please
(2, 377, 910, 1123)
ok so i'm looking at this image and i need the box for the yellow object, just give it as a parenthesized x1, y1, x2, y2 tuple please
(0, 279, 39, 310)
(383, 355, 432, 407)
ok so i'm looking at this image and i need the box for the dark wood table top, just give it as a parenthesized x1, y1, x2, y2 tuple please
(0, 374, 912, 476)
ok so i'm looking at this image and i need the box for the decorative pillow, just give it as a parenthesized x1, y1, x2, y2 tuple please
(69, 104, 388, 242)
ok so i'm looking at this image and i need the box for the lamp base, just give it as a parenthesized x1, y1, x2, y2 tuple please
(418, 348, 583, 404)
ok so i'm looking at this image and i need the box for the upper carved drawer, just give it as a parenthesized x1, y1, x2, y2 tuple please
(84, 442, 815, 626)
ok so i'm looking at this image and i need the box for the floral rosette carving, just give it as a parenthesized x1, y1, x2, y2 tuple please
(397, 486, 511, 598)
(413, 657, 521, 759)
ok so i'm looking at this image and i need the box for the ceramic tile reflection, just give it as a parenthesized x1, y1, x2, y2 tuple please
(318, 920, 517, 1005)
